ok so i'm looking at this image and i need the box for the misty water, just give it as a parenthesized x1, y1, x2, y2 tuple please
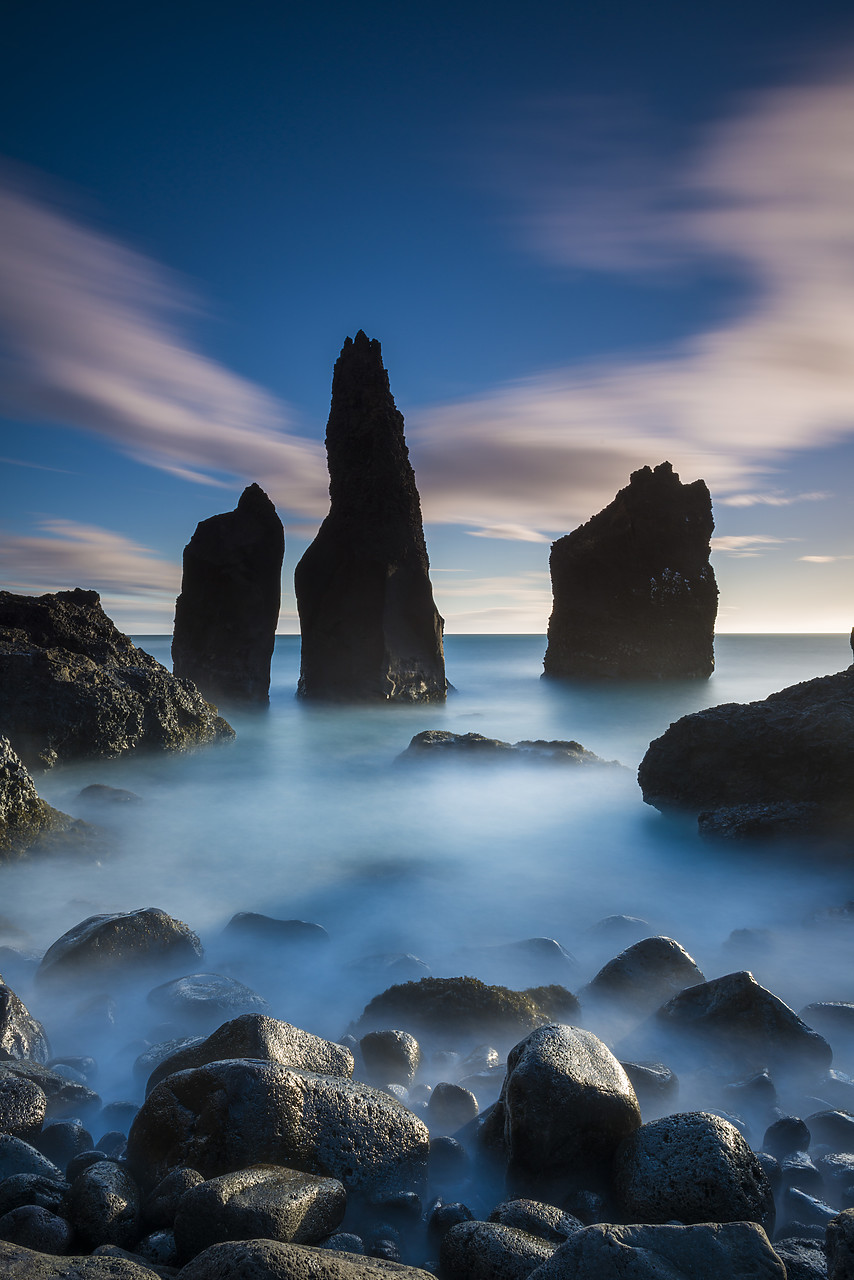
(3, 632, 853, 1115)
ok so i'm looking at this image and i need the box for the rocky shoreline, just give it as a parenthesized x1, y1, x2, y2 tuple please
(1, 906, 853, 1277)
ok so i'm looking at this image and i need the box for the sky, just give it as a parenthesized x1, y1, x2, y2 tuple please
(1, 0, 853, 635)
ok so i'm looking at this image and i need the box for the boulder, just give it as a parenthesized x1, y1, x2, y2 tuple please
(172, 483, 285, 704)
(0, 1239, 162, 1276)
(581, 936, 704, 1015)
(173, 1164, 346, 1261)
(359, 1031, 420, 1087)
(0, 737, 96, 860)
(0, 1173, 69, 1219)
(0, 1134, 63, 1182)
(0, 984, 50, 1062)
(36, 909, 203, 986)
(0, 1204, 72, 1255)
(772, 1237, 829, 1280)
(141, 1167, 204, 1230)
(0, 1074, 47, 1141)
(125, 1059, 429, 1197)
(354, 977, 579, 1049)
(827, 1207, 854, 1280)
(613, 1111, 775, 1230)
(0, 1063, 100, 1121)
(488, 1200, 582, 1243)
(440, 1219, 558, 1280)
(619, 1061, 678, 1115)
(398, 732, 617, 767)
(638, 660, 854, 835)
(177, 1238, 437, 1278)
(543, 461, 717, 680)
(144, 1015, 353, 1096)
(526, 1222, 785, 1279)
(426, 1083, 478, 1133)
(496, 1024, 641, 1194)
(0, 589, 234, 770)
(66, 1159, 141, 1250)
(294, 331, 446, 703)
(653, 970, 832, 1076)
(146, 973, 268, 1029)
(222, 914, 329, 947)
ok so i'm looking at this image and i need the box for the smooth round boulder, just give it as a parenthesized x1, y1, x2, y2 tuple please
(0, 1204, 72, 1255)
(0, 1074, 47, 1141)
(0, 1172, 69, 1218)
(0, 1062, 100, 1121)
(35, 1120, 93, 1169)
(142, 1166, 204, 1229)
(66, 1159, 141, 1250)
(0, 986, 50, 1063)
(488, 1199, 583, 1243)
(146, 973, 268, 1029)
(440, 1219, 558, 1280)
(176, 1238, 438, 1278)
(426, 1082, 478, 1133)
(614, 1111, 774, 1230)
(36, 908, 203, 986)
(528, 1222, 786, 1279)
(582, 936, 704, 1014)
(0, 1135, 63, 1182)
(223, 913, 329, 946)
(144, 1014, 353, 1096)
(173, 1164, 346, 1261)
(499, 1024, 641, 1189)
(126, 1059, 429, 1198)
(360, 1031, 420, 1086)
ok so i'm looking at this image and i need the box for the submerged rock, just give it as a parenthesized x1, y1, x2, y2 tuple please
(398, 731, 618, 767)
(36, 908, 203, 987)
(581, 935, 704, 1015)
(544, 461, 718, 680)
(0, 737, 96, 861)
(0, 589, 233, 770)
(172, 482, 285, 704)
(638, 662, 854, 837)
(295, 331, 446, 702)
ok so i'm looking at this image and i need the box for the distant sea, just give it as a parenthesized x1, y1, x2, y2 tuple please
(8, 632, 853, 1065)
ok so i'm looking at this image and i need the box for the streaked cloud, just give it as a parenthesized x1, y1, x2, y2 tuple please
(719, 491, 830, 508)
(799, 554, 852, 563)
(0, 518, 181, 597)
(466, 523, 552, 543)
(0, 172, 328, 517)
(711, 534, 790, 557)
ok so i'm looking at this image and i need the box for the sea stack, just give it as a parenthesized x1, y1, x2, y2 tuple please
(295, 331, 446, 701)
(172, 483, 285, 703)
(544, 462, 718, 680)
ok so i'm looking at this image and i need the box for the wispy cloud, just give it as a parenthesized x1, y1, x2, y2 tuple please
(711, 534, 790, 557)
(719, 491, 831, 508)
(799, 554, 853, 563)
(0, 518, 181, 598)
(411, 65, 854, 538)
(0, 172, 328, 516)
(466, 523, 552, 543)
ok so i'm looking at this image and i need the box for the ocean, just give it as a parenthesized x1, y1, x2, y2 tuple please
(3, 632, 852, 1102)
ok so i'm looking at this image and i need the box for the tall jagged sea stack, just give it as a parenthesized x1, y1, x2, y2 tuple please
(544, 462, 718, 680)
(172, 483, 285, 703)
(295, 331, 446, 701)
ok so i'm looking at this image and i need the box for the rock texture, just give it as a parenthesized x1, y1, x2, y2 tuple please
(172, 482, 285, 703)
(398, 731, 618, 767)
(638, 660, 854, 836)
(295, 331, 446, 702)
(0, 589, 233, 770)
(0, 737, 95, 859)
(544, 462, 717, 680)
(528, 1222, 785, 1279)
(36, 908, 203, 987)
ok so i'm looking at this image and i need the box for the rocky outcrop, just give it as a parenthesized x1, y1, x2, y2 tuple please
(398, 731, 619, 767)
(171, 482, 284, 703)
(0, 589, 233, 770)
(0, 737, 94, 859)
(295, 332, 446, 702)
(638, 660, 854, 837)
(544, 462, 717, 680)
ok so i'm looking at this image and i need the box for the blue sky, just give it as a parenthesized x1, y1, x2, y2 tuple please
(2, 0, 853, 633)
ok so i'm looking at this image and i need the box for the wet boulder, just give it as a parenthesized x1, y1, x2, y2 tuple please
(827, 1207, 854, 1280)
(144, 1014, 354, 1096)
(0, 986, 50, 1064)
(581, 935, 704, 1015)
(440, 1219, 558, 1280)
(0, 1062, 100, 1122)
(399, 732, 616, 768)
(488, 1200, 583, 1243)
(295, 331, 446, 703)
(141, 1166, 204, 1231)
(0, 588, 234, 771)
(222, 912, 330, 947)
(0, 1204, 72, 1255)
(359, 1030, 420, 1087)
(613, 1111, 775, 1230)
(0, 1173, 69, 1219)
(527, 1222, 785, 1279)
(427, 1083, 478, 1134)
(619, 1061, 678, 1116)
(66, 1159, 141, 1250)
(0, 737, 95, 861)
(0, 1238, 161, 1276)
(0, 1135, 63, 1182)
(173, 1164, 346, 1261)
(654, 970, 832, 1076)
(172, 483, 285, 705)
(126, 1059, 429, 1198)
(0, 1075, 47, 1143)
(496, 1024, 641, 1194)
(638, 662, 854, 836)
(354, 977, 579, 1050)
(177, 1238, 437, 1278)
(146, 973, 268, 1030)
(36, 908, 203, 987)
(544, 461, 718, 681)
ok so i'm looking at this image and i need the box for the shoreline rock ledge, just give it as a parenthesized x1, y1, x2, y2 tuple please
(295, 331, 447, 702)
(544, 462, 718, 680)
(0, 588, 234, 770)
(172, 482, 285, 704)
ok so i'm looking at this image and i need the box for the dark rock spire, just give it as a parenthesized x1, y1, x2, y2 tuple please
(544, 461, 718, 680)
(294, 331, 446, 701)
(172, 483, 285, 703)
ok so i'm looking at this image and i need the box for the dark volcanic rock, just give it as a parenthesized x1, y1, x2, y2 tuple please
(172, 482, 284, 704)
(638, 662, 854, 835)
(0, 589, 234, 770)
(0, 984, 50, 1062)
(398, 731, 618, 767)
(0, 737, 95, 860)
(36, 908, 203, 987)
(544, 461, 718, 680)
(294, 331, 446, 703)
(529, 1222, 786, 1279)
